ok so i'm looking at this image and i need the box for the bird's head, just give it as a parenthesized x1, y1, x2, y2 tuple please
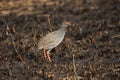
(62, 20, 71, 27)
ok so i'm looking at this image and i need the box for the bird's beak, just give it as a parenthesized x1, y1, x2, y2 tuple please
(65, 21, 71, 26)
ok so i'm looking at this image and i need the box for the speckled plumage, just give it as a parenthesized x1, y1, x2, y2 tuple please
(37, 21, 71, 61)
(38, 22, 67, 51)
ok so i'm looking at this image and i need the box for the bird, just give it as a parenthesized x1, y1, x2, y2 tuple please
(37, 20, 71, 62)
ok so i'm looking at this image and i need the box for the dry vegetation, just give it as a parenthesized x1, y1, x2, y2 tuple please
(0, 0, 120, 80)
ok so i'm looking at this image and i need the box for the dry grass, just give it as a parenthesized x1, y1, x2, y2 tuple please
(3, 19, 24, 61)
(47, 15, 53, 32)
(72, 54, 77, 80)
(0, 0, 57, 16)
(112, 35, 120, 38)
(0, 0, 119, 79)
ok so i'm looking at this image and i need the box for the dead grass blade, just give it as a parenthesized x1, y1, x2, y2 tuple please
(3, 19, 24, 62)
(47, 15, 53, 32)
(72, 54, 77, 80)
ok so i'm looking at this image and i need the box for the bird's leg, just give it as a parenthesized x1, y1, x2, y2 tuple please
(43, 49, 47, 59)
(46, 49, 52, 62)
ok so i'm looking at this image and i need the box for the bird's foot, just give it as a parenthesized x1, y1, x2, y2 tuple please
(43, 49, 52, 62)
(43, 49, 47, 59)
(46, 53, 52, 62)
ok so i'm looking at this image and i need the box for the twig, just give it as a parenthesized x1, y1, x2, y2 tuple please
(73, 54, 77, 80)
(111, 35, 120, 38)
(3, 19, 24, 62)
(47, 15, 52, 32)
(73, 54, 84, 80)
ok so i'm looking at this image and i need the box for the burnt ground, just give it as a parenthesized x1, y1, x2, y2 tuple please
(0, 0, 120, 80)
